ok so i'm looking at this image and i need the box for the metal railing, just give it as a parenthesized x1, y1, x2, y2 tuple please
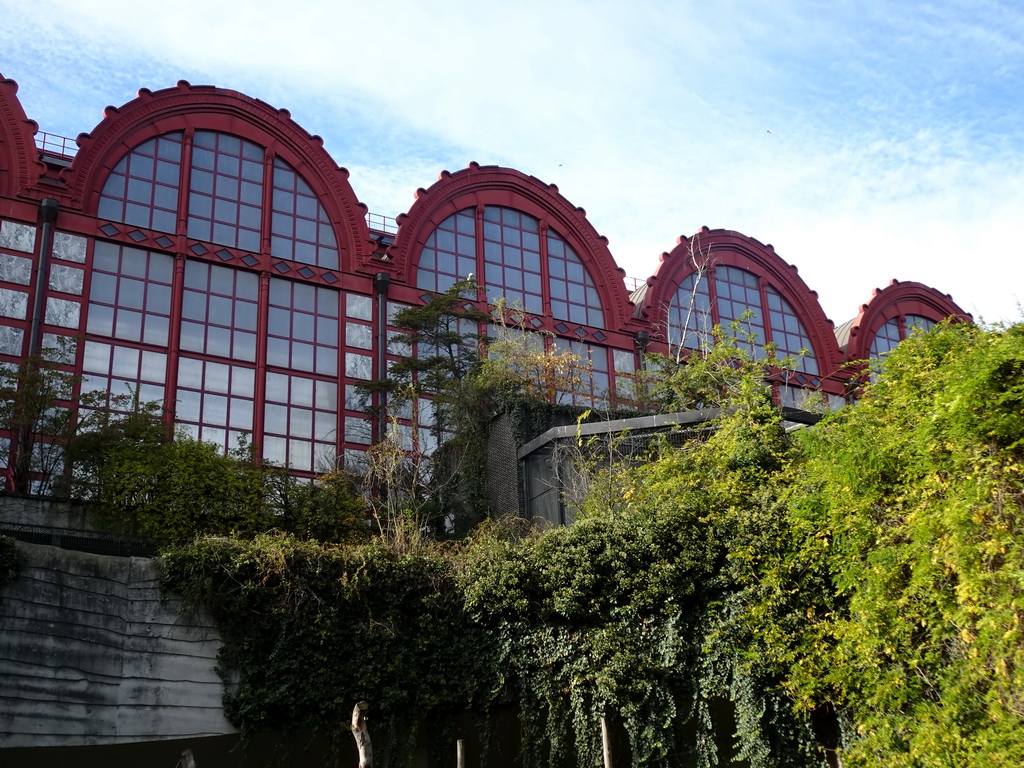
(0, 521, 166, 558)
(623, 275, 646, 293)
(366, 211, 398, 234)
(36, 131, 78, 159)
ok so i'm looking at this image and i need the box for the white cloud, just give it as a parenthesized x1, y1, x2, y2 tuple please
(2, 0, 1022, 323)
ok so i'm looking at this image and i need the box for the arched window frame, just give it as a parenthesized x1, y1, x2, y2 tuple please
(65, 82, 370, 272)
(43, 83, 376, 474)
(415, 204, 605, 328)
(843, 279, 972, 369)
(385, 164, 644, 408)
(643, 230, 842, 393)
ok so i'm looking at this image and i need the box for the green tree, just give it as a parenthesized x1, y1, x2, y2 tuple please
(372, 278, 489, 439)
(73, 406, 275, 539)
(272, 468, 371, 544)
(463, 333, 821, 767)
(645, 313, 799, 413)
(477, 304, 592, 403)
(753, 320, 1024, 767)
(0, 345, 102, 495)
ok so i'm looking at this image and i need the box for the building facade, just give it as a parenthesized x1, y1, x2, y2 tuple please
(0, 77, 970, 482)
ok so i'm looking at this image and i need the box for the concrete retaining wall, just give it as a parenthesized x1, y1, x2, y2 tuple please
(0, 541, 234, 748)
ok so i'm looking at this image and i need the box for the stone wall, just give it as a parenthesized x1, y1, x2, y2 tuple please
(0, 540, 234, 748)
(0, 495, 94, 530)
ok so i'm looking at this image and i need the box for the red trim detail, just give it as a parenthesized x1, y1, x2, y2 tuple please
(641, 227, 844, 382)
(0, 75, 43, 198)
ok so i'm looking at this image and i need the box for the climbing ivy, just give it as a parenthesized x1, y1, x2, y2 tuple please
(159, 321, 1024, 767)
(160, 332, 826, 767)
(161, 534, 498, 764)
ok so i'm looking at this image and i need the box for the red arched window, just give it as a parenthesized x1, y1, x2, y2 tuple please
(52, 83, 373, 475)
(842, 280, 972, 371)
(97, 130, 339, 268)
(667, 264, 820, 374)
(869, 314, 935, 359)
(416, 205, 604, 328)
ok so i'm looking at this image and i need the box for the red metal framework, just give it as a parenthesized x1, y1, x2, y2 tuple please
(60, 81, 372, 266)
(387, 163, 641, 334)
(0, 76, 975, 479)
(0, 75, 42, 199)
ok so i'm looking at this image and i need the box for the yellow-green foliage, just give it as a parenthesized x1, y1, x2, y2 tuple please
(163, 347, 824, 768)
(759, 322, 1024, 767)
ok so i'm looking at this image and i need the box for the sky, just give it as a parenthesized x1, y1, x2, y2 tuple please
(1, 0, 1022, 326)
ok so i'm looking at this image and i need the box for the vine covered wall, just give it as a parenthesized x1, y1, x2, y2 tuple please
(161, 321, 1024, 768)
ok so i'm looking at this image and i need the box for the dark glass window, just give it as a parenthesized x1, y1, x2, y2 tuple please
(98, 133, 182, 233)
(416, 206, 605, 328)
(766, 287, 817, 374)
(670, 265, 819, 374)
(870, 314, 935, 359)
(547, 231, 602, 327)
(271, 158, 339, 269)
(906, 314, 936, 335)
(81, 341, 167, 408)
(552, 339, 610, 407)
(181, 261, 259, 362)
(88, 242, 174, 347)
(89, 131, 360, 473)
(175, 357, 255, 453)
(267, 277, 339, 376)
(482, 207, 543, 313)
(667, 272, 712, 351)
(716, 266, 767, 348)
(416, 210, 476, 294)
(98, 131, 340, 268)
(263, 372, 338, 472)
(187, 132, 264, 252)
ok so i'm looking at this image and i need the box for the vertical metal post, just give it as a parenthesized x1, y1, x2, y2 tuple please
(14, 198, 59, 493)
(633, 331, 650, 369)
(28, 198, 59, 358)
(373, 272, 391, 443)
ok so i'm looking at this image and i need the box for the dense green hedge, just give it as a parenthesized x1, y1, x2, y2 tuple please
(161, 322, 1024, 767)
(161, 380, 822, 767)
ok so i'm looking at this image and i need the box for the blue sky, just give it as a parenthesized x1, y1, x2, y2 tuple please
(2, 0, 1022, 325)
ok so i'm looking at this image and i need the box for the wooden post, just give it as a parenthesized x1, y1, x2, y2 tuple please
(352, 701, 373, 768)
(601, 715, 613, 768)
(456, 738, 465, 768)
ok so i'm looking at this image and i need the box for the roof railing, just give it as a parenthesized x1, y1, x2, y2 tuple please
(366, 212, 398, 235)
(36, 131, 79, 159)
(623, 275, 645, 293)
